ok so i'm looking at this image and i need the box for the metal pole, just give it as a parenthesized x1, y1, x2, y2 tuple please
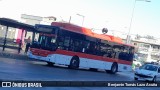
(126, 0, 151, 44)
(77, 14, 85, 26)
(2, 26, 8, 51)
(32, 32, 35, 44)
(126, 0, 137, 44)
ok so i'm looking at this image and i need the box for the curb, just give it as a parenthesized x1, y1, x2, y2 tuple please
(0, 51, 29, 60)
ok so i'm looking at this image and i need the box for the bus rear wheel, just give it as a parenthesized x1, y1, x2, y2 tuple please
(110, 63, 118, 74)
(47, 62, 54, 66)
(68, 56, 79, 69)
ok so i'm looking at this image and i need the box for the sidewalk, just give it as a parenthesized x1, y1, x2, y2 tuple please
(0, 47, 29, 60)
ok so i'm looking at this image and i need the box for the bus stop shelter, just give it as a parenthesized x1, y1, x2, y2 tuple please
(0, 18, 35, 53)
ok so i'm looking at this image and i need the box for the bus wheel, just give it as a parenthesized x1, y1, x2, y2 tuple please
(47, 62, 54, 66)
(69, 56, 79, 69)
(89, 68, 98, 72)
(110, 63, 118, 74)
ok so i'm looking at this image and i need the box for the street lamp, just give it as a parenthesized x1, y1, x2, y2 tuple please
(76, 13, 85, 26)
(126, 0, 151, 44)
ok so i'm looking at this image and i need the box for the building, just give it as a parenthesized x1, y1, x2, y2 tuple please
(130, 36, 160, 62)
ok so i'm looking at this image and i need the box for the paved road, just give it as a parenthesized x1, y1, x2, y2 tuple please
(0, 57, 159, 90)
(0, 57, 133, 81)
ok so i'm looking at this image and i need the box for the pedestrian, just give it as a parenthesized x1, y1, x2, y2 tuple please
(25, 36, 31, 53)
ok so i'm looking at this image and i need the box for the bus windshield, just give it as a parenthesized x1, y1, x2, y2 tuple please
(31, 33, 57, 51)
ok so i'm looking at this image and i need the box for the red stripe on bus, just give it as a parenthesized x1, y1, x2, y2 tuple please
(30, 48, 54, 57)
(55, 49, 132, 65)
(30, 48, 132, 65)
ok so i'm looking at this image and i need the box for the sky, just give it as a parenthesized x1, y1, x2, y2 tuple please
(0, 0, 160, 38)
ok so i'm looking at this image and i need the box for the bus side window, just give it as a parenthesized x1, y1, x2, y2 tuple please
(58, 36, 64, 49)
(74, 40, 80, 52)
(100, 43, 114, 58)
(63, 37, 70, 50)
(114, 46, 121, 59)
(118, 46, 134, 61)
(70, 39, 80, 52)
(69, 39, 77, 52)
(95, 44, 101, 56)
(81, 41, 88, 53)
(41, 36, 46, 48)
(128, 47, 134, 61)
(98, 43, 106, 56)
(123, 47, 129, 61)
(118, 47, 125, 60)
(85, 42, 96, 55)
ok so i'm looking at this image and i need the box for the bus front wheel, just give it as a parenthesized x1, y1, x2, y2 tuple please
(110, 63, 118, 74)
(68, 56, 79, 69)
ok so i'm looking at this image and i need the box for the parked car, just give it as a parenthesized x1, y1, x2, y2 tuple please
(134, 63, 160, 82)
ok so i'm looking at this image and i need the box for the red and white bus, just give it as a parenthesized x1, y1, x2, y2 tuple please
(28, 22, 135, 74)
